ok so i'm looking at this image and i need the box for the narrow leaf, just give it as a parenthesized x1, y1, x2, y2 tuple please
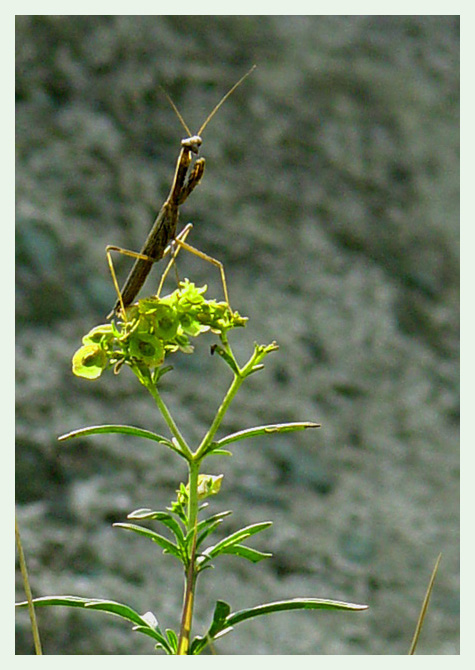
(190, 600, 232, 654)
(127, 509, 185, 545)
(203, 522, 272, 559)
(15, 596, 169, 648)
(131, 626, 173, 653)
(196, 511, 232, 534)
(85, 599, 148, 625)
(226, 597, 368, 627)
(212, 422, 321, 450)
(58, 424, 173, 446)
(113, 523, 182, 560)
(165, 628, 179, 654)
(195, 520, 225, 549)
(212, 346, 240, 374)
(191, 511, 232, 549)
(222, 543, 272, 563)
(58, 424, 188, 458)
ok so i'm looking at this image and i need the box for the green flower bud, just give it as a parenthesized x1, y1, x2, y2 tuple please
(176, 474, 224, 507)
(154, 305, 180, 340)
(128, 333, 165, 367)
(179, 311, 210, 337)
(196, 474, 224, 499)
(72, 344, 108, 380)
(137, 299, 180, 340)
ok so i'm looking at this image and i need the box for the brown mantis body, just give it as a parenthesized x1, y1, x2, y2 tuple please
(107, 66, 256, 318)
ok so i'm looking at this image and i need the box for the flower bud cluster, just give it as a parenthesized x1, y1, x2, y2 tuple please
(72, 280, 247, 380)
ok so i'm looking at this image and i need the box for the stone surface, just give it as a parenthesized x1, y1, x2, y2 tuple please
(16, 16, 459, 655)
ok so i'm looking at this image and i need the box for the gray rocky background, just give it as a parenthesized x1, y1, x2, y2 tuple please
(15, 15, 459, 655)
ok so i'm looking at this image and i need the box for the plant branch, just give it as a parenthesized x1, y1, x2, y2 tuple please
(194, 369, 245, 460)
(145, 380, 193, 460)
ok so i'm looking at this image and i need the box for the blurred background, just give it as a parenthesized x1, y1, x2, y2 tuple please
(15, 16, 459, 655)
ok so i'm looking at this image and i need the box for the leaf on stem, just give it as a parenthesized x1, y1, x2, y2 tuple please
(208, 421, 321, 453)
(165, 628, 179, 654)
(190, 600, 233, 655)
(200, 521, 272, 565)
(190, 596, 367, 653)
(58, 424, 173, 446)
(225, 597, 368, 627)
(222, 544, 272, 563)
(195, 511, 233, 549)
(126, 509, 186, 546)
(113, 523, 183, 561)
(210, 345, 240, 374)
(58, 424, 187, 458)
(15, 596, 173, 653)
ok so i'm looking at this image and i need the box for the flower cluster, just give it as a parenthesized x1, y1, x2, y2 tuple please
(72, 280, 247, 381)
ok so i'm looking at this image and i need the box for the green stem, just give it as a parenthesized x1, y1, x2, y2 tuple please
(187, 460, 200, 532)
(194, 370, 244, 460)
(145, 380, 193, 460)
(194, 338, 261, 460)
(177, 460, 200, 654)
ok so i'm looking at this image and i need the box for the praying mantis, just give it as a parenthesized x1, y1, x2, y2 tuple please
(106, 65, 256, 319)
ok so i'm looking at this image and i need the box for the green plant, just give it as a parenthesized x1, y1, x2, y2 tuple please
(16, 278, 367, 654)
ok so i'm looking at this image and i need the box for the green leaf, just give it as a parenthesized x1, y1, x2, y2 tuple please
(58, 424, 173, 447)
(57, 424, 187, 458)
(85, 600, 146, 624)
(226, 597, 368, 627)
(113, 523, 183, 561)
(15, 596, 171, 650)
(196, 511, 232, 533)
(165, 628, 179, 654)
(190, 600, 233, 654)
(211, 346, 240, 374)
(247, 364, 265, 375)
(127, 509, 185, 546)
(188, 597, 367, 653)
(195, 511, 232, 549)
(131, 626, 173, 653)
(222, 544, 272, 563)
(202, 522, 272, 561)
(212, 422, 320, 450)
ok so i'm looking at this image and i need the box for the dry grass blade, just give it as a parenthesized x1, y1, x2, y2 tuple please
(408, 553, 442, 654)
(15, 517, 43, 655)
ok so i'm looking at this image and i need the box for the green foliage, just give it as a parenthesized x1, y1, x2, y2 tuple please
(16, 275, 367, 654)
(71, 280, 247, 384)
(17, 594, 367, 655)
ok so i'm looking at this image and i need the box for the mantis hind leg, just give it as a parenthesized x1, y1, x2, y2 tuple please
(156, 224, 231, 309)
(106, 245, 157, 320)
(107, 222, 231, 321)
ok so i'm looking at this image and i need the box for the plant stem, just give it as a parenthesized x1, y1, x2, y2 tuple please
(146, 380, 193, 460)
(187, 459, 200, 531)
(177, 460, 200, 654)
(194, 369, 244, 459)
(194, 337, 261, 459)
